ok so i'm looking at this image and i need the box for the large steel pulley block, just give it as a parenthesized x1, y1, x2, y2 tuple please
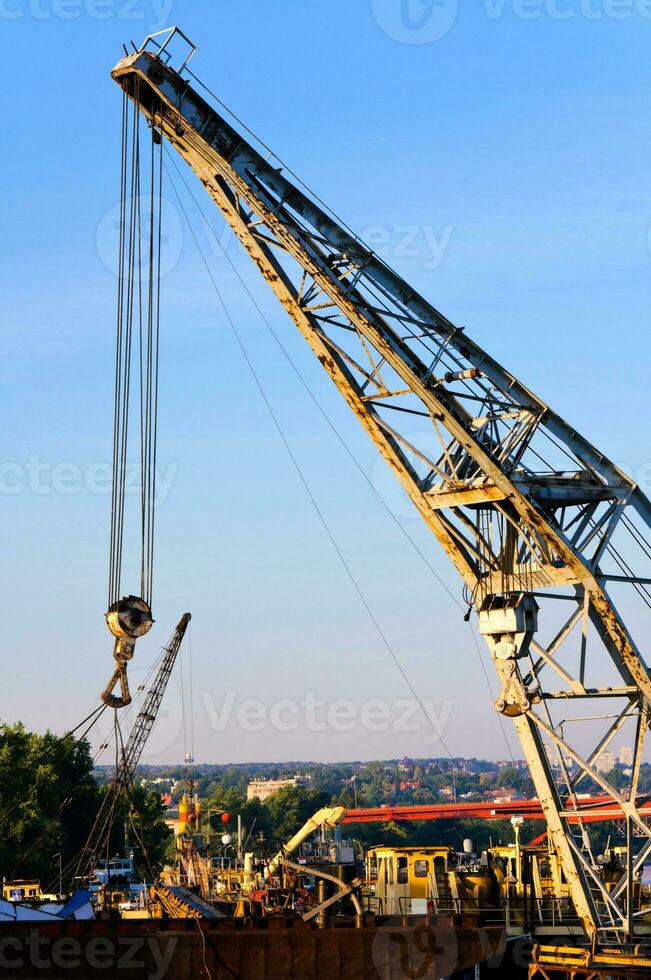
(100, 596, 154, 708)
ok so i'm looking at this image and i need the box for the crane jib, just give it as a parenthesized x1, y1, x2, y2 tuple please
(110, 33, 651, 944)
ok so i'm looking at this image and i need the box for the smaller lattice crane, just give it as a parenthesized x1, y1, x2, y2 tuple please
(74, 612, 190, 884)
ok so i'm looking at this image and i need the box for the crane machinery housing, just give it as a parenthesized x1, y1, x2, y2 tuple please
(110, 25, 651, 958)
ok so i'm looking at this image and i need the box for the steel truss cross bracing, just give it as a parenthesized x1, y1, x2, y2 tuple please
(111, 29, 651, 943)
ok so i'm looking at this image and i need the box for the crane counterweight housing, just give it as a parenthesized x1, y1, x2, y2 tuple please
(111, 27, 651, 946)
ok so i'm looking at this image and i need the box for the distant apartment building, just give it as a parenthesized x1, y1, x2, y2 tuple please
(542, 741, 575, 773)
(618, 745, 633, 767)
(595, 751, 616, 773)
(246, 776, 308, 802)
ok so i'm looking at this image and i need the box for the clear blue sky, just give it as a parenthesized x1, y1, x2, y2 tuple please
(1, 1, 650, 765)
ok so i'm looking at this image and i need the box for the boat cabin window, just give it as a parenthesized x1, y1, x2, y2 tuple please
(414, 859, 428, 878)
(397, 857, 408, 884)
(387, 858, 393, 885)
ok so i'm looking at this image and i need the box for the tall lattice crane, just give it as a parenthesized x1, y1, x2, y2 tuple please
(111, 28, 651, 943)
(75, 612, 190, 883)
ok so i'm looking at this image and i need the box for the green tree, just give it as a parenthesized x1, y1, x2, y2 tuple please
(261, 786, 330, 846)
(203, 784, 274, 851)
(204, 785, 247, 817)
(0, 722, 100, 887)
(605, 767, 628, 793)
(0, 722, 173, 888)
(495, 767, 528, 793)
(109, 785, 172, 879)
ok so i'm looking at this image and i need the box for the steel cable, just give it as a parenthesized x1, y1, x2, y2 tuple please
(166, 169, 456, 761)
(108, 88, 163, 611)
(164, 151, 516, 763)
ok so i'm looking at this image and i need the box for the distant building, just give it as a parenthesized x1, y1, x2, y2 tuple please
(246, 776, 308, 802)
(596, 751, 616, 773)
(161, 793, 179, 834)
(618, 746, 633, 767)
(399, 779, 421, 793)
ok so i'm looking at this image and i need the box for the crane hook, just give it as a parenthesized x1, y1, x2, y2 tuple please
(100, 595, 154, 708)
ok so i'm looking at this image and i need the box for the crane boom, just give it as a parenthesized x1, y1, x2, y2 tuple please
(111, 30, 651, 942)
(75, 612, 190, 882)
(117, 612, 191, 778)
(267, 806, 346, 877)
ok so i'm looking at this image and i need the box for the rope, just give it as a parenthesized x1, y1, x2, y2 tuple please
(194, 920, 215, 980)
(188, 621, 195, 765)
(164, 152, 516, 762)
(166, 166, 457, 761)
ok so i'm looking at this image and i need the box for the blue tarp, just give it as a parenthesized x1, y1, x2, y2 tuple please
(0, 891, 94, 921)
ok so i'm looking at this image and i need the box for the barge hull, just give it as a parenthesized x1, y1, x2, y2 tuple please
(0, 916, 506, 979)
